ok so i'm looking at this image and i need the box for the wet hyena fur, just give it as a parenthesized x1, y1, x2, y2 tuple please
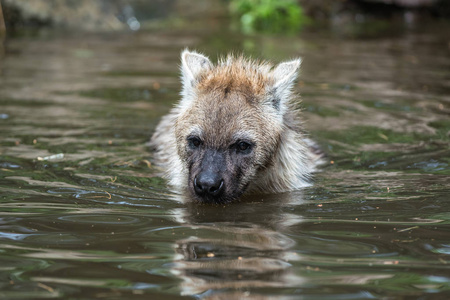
(150, 50, 321, 203)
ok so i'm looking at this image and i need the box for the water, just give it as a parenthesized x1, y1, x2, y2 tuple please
(1, 21, 449, 299)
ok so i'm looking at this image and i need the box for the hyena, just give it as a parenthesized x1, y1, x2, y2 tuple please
(150, 50, 321, 203)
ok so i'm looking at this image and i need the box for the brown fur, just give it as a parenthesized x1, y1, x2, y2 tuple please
(198, 57, 273, 96)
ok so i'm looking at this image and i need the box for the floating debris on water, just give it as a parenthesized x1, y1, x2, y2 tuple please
(37, 153, 64, 161)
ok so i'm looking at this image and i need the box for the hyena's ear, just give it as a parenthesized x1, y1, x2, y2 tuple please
(269, 58, 302, 113)
(181, 49, 212, 91)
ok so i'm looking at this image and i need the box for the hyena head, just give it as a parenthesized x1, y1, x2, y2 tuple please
(174, 50, 301, 204)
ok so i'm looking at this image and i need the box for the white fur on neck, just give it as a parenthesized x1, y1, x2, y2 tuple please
(249, 127, 312, 193)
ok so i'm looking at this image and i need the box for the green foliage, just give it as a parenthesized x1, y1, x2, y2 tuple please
(230, 0, 307, 33)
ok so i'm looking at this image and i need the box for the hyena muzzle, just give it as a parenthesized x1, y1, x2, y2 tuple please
(150, 50, 321, 204)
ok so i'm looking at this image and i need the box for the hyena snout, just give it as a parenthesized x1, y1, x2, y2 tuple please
(191, 149, 227, 201)
(194, 171, 224, 198)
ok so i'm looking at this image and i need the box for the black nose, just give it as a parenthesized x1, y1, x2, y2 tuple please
(194, 172, 224, 197)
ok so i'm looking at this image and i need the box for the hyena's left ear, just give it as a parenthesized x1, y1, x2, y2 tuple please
(180, 49, 212, 92)
(270, 58, 302, 113)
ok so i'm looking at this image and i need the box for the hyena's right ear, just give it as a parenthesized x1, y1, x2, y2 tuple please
(180, 49, 212, 93)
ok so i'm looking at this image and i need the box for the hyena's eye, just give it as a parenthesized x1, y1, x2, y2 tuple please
(236, 141, 252, 153)
(187, 136, 202, 149)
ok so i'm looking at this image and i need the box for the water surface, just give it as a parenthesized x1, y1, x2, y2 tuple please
(1, 22, 449, 299)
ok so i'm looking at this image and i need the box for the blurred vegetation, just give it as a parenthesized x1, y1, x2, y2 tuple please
(229, 0, 308, 34)
(2, 0, 450, 35)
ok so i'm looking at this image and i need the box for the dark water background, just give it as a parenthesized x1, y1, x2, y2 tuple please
(1, 15, 450, 300)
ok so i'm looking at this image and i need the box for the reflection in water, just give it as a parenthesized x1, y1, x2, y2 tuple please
(170, 193, 305, 297)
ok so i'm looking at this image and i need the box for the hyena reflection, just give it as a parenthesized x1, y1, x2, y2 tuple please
(151, 50, 321, 203)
